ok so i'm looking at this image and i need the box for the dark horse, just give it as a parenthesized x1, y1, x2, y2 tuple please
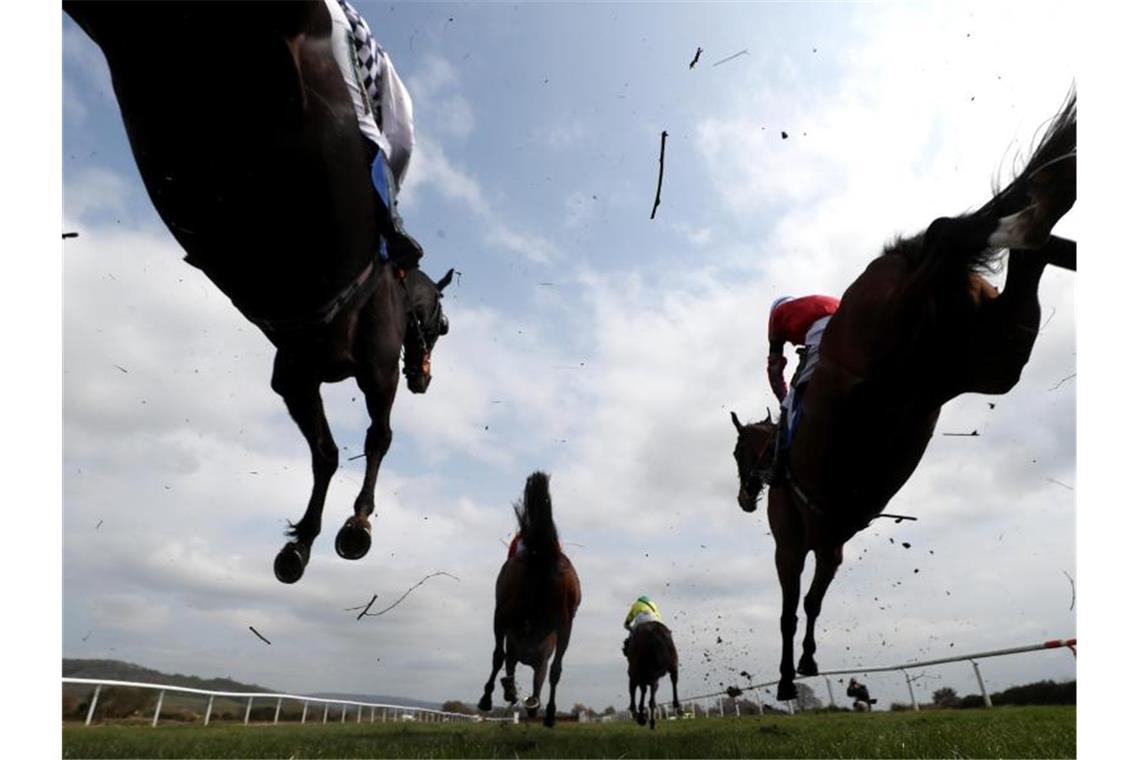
(732, 92, 1076, 700)
(625, 621, 681, 729)
(478, 472, 581, 727)
(64, 1, 453, 583)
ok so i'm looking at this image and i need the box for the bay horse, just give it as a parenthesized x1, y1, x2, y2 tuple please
(477, 472, 581, 727)
(625, 621, 681, 729)
(64, 1, 453, 583)
(732, 92, 1076, 701)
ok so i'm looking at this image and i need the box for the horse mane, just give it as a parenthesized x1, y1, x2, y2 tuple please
(979, 88, 1076, 221)
(514, 471, 560, 561)
(882, 88, 1076, 274)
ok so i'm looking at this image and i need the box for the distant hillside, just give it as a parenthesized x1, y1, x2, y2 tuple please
(62, 659, 445, 710)
(63, 659, 272, 694)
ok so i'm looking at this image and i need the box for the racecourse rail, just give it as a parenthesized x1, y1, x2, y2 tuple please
(61, 678, 512, 727)
(673, 637, 1076, 718)
(63, 637, 1074, 727)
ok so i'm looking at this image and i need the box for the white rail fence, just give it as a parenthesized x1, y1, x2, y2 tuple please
(663, 637, 1076, 721)
(61, 677, 511, 728)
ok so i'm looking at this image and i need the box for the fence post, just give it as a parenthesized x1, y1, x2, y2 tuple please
(323, 703, 329, 724)
(371, 706, 375, 723)
(357, 705, 362, 723)
(970, 660, 992, 708)
(244, 696, 253, 725)
(382, 707, 387, 723)
(787, 700, 795, 716)
(302, 701, 309, 724)
(734, 702, 740, 718)
(825, 677, 835, 708)
(152, 689, 165, 728)
(513, 710, 519, 724)
(341, 703, 347, 723)
(204, 695, 214, 726)
(84, 684, 102, 726)
(274, 697, 282, 724)
(902, 669, 918, 711)
(719, 698, 725, 718)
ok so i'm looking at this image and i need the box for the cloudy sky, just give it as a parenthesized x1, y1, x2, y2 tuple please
(54, 1, 1088, 714)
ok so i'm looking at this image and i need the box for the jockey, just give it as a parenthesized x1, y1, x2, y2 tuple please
(766, 294, 840, 480)
(622, 596, 663, 655)
(846, 678, 877, 708)
(324, 0, 424, 270)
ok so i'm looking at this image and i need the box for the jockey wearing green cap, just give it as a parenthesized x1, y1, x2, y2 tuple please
(622, 596, 663, 655)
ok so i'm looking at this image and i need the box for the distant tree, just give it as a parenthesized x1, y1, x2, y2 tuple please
(931, 687, 961, 709)
(958, 694, 986, 709)
(602, 705, 616, 716)
(441, 700, 476, 716)
(570, 702, 597, 718)
(794, 683, 822, 712)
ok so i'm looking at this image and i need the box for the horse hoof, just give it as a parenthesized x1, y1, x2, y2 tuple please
(477, 695, 492, 712)
(273, 543, 308, 584)
(636, 710, 647, 726)
(335, 520, 372, 560)
(524, 696, 540, 711)
(526, 706, 538, 719)
(797, 658, 819, 677)
(776, 681, 798, 702)
(543, 712, 555, 728)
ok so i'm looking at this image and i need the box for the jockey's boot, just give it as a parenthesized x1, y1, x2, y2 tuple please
(371, 148, 424, 270)
(768, 443, 788, 486)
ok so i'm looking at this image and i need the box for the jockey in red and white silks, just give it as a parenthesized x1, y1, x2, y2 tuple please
(768, 295, 840, 445)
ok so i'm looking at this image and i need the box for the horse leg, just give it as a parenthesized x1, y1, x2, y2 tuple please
(669, 663, 681, 712)
(637, 685, 648, 725)
(502, 645, 519, 705)
(526, 657, 548, 718)
(649, 681, 661, 729)
(628, 677, 637, 720)
(477, 623, 505, 712)
(798, 543, 843, 677)
(270, 353, 337, 584)
(770, 488, 806, 701)
(334, 365, 398, 560)
(543, 625, 572, 728)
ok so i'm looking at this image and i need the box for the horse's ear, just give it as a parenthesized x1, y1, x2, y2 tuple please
(436, 268, 455, 292)
(730, 411, 744, 433)
(764, 407, 772, 424)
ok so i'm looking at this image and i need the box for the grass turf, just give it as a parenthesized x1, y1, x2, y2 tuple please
(62, 705, 1075, 759)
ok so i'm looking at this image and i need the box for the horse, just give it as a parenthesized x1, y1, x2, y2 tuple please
(732, 91, 1076, 701)
(625, 621, 681, 729)
(477, 472, 581, 727)
(63, 1, 453, 583)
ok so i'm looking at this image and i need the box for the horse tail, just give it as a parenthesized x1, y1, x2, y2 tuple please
(514, 471, 560, 562)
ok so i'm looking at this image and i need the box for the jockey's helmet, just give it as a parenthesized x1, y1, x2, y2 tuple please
(771, 296, 793, 313)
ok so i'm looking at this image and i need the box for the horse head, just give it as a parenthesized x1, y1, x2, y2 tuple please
(730, 409, 778, 513)
(402, 268, 454, 394)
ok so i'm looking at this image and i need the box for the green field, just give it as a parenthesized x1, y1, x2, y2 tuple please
(62, 706, 1074, 758)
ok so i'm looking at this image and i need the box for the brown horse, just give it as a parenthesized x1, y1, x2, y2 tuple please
(732, 92, 1076, 701)
(64, 1, 453, 583)
(625, 621, 681, 729)
(478, 472, 581, 727)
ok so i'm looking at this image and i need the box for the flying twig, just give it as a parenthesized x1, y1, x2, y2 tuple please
(874, 513, 917, 523)
(1063, 570, 1075, 611)
(712, 49, 749, 67)
(1048, 373, 1076, 391)
(689, 47, 703, 69)
(62, 232, 79, 239)
(942, 430, 979, 437)
(354, 572, 460, 620)
(249, 626, 272, 645)
(650, 131, 668, 220)
(1039, 306, 1057, 333)
(348, 453, 367, 461)
(1045, 477, 1074, 491)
